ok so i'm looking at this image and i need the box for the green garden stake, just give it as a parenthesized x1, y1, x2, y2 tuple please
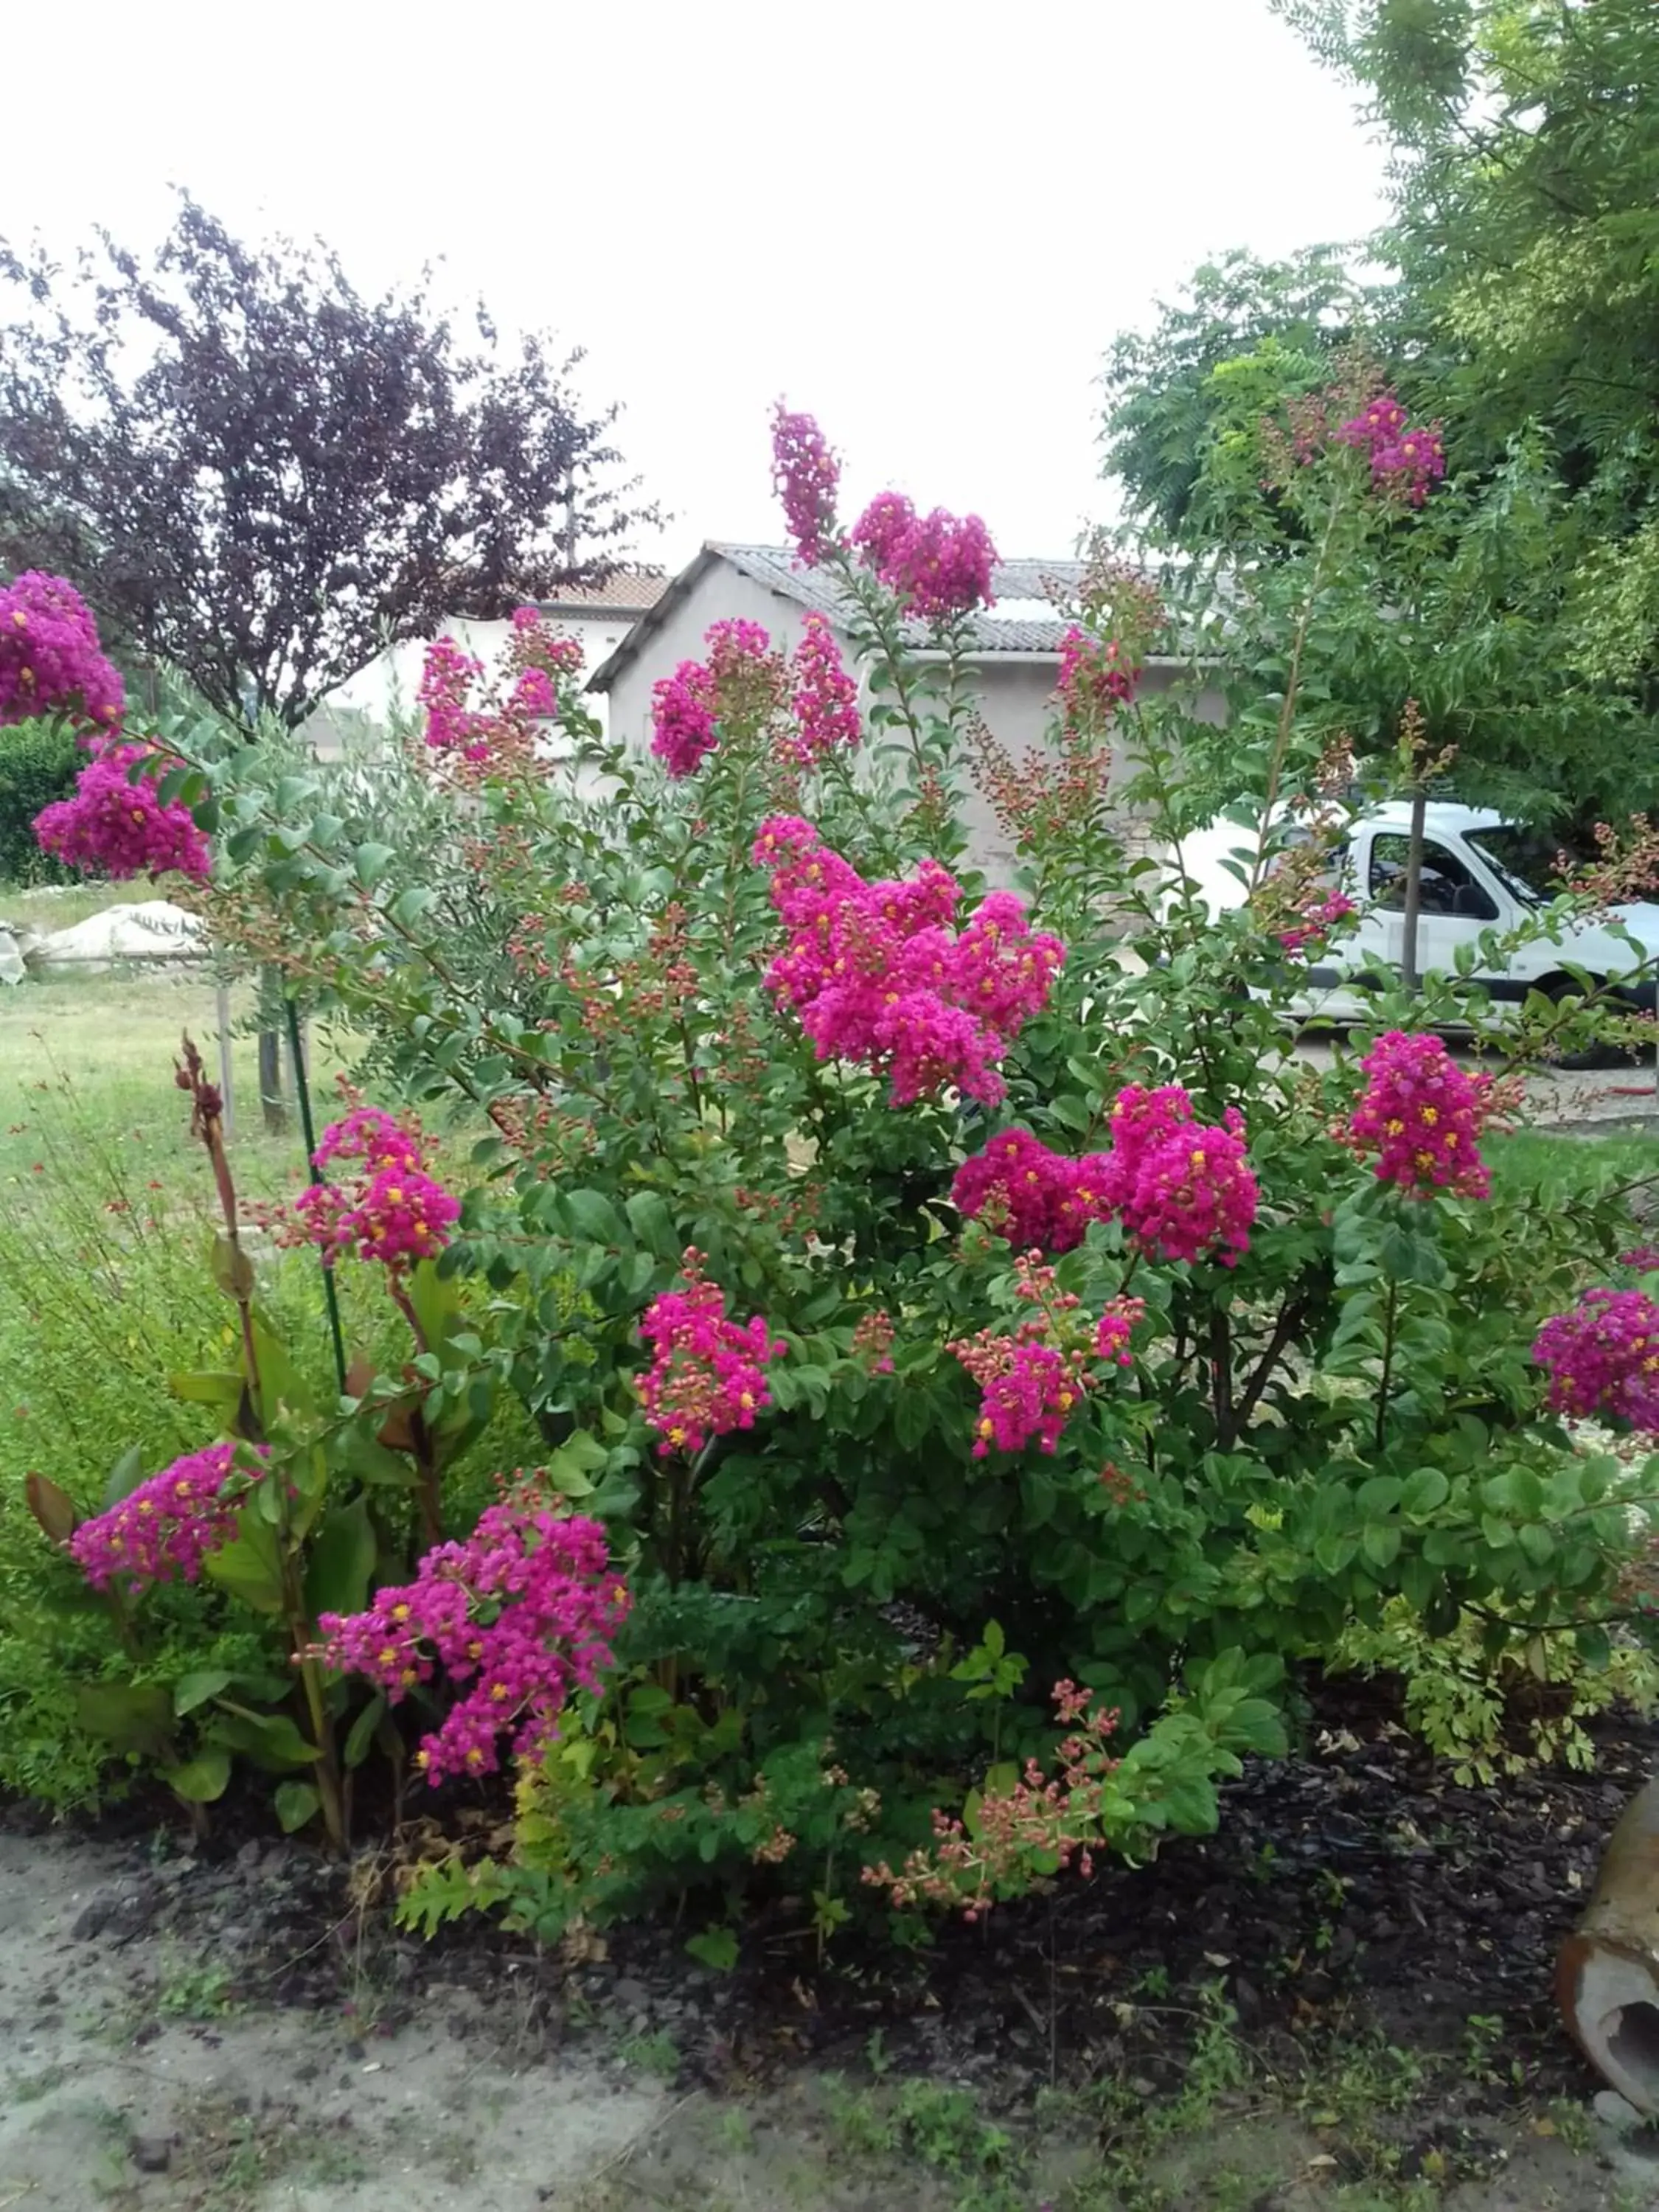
(283, 996, 348, 1397)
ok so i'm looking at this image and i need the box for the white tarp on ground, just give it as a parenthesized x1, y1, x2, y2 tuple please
(26, 901, 205, 973)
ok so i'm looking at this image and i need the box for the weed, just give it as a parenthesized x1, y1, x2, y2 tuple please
(156, 1955, 238, 2020)
(616, 2028, 681, 2080)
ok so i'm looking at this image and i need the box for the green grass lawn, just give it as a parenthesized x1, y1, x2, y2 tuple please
(0, 962, 359, 1203)
(0, 876, 142, 936)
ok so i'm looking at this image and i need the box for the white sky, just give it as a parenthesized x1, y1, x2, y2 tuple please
(1, 0, 1388, 574)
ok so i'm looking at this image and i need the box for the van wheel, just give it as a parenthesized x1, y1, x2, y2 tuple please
(1542, 976, 1625, 1070)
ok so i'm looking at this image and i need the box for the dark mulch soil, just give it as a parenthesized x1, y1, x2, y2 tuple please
(12, 1679, 1651, 2111)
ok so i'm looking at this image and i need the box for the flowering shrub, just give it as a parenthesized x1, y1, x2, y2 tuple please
(26, 407, 1659, 1945)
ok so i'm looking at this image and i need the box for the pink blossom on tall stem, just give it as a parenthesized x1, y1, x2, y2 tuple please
(638, 1248, 787, 1457)
(1336, 387, 1446, 507)
(293, 1106, 459, 1270)
(34, 742, 212, 881)
(650, 658, 718, 779)
(770, 404, 841, 567)
(1347, 1031, 1492, 1198)
(69, 1441, 263, 1593)
(1279, 888, 1356, 957)
(850, 496, 998, 619)
(0, 572, 125, 731)
(317, 1497, 628, 1784)
(952, 1127, 1113, 1256)
(1056, 625, 1137, 727)
(1534, 1288, 1659, 1430)
(419, 636, 489, 760)
(782, 614, 861, 766)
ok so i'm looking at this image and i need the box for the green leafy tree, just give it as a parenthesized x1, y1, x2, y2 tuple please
(1271, 0, 1659, 693)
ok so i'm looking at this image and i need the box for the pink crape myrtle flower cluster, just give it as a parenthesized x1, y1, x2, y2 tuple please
(35, 740, 212, 882)
(649, 619, 790, 779)
(637, 1248, 787, 1457)
(293, 1105, 459, 1270)
(0, 571, 125, 731)
(1534, 1288, 1659, 1431)
(1278, 887, 1357, 957)
(419, 608, 582, 768)
(1056, 625, 1138, 729)
(1336, 388, 1447, 507)
(1346, 1031, 1494, 1199)
(950, 1254, 1145, 1458)
(953, 1087, 1259, 1268)
(318, 1499, 628, 1783)
(649, 657, 717, 778)
(862, 1680, 1121, 1920)
(952, 1127, 1114, 1255)
(13, 572, 209, 883)
(69, 1441, 262, 1592)
(770, 403, 841, 568)
(753, 815, 1064, 1107)
(780, 613, 862, 766)
(850, 493, 998, 620)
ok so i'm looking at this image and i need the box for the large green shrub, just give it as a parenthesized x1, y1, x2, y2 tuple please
(17, 403, 1659, 1946)
(0, 717, 79, 884)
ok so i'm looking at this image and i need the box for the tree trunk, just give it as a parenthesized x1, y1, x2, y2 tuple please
(1399, 785, 1427, 995)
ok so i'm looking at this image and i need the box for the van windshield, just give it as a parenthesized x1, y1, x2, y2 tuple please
(1464, 826, 1553, 908)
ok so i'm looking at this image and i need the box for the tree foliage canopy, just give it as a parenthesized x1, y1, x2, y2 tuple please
(0, 197, 654, 728)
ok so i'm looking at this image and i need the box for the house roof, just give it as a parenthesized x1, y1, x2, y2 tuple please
(539, 571, 669, 619)
(587, 542, 1093, 692)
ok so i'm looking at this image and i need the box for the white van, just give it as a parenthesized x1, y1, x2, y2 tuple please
(1178, 800, 1659, 1026)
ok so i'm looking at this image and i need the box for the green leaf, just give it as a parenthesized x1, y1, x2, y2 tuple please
(203, 1502, 287, 1615)
(167, 1749, 232, 1804)
(565, 1188, 625, 1245)
(1360, 1522, 1402, 1570)
(173, 1667, 235, 1717)
(169, 1369, 246, 1412)
(355, 842, 395, 889)
(206, 1708, 320, 1771)
(625, 1189, 678, 1259)
(209, 1233, 257, 1301)
(405, 1258, 464, 1355)
(1401, 1467, 1450, 1520)
(24, 1472, 77, 1545)
(75, 1682, 175, 1756)
(303, 1495, 376, 1621)
(103, 1444, 147, 1510)
(343, 1691, 388, 1770)
(685, 1927, 739, 1972)
(251, 1321, 313, 1425)
(274, 1780, 322, 1834)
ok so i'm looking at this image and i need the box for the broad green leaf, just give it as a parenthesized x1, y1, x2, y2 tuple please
(274, 1780, 322, 1833)
(173, 1667, 235, 1716)
(303, 1495, 376, 1621)
(167, 1749, 232, 1804)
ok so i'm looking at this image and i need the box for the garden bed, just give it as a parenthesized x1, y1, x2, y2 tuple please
(7, 1684, 1659, 2209)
